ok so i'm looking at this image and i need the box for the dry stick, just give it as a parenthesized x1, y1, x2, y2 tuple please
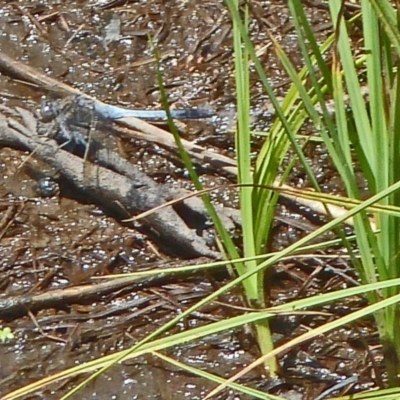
(0, 51, 359, 225)
(0, 253, 216, 320)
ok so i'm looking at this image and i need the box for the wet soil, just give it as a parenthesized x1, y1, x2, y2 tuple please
(0, 1, 380, 399)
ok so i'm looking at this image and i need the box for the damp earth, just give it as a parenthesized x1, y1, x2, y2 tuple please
(0, 1, 377, 399)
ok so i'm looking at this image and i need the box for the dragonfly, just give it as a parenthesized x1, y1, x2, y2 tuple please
(40, 94, 214, 150)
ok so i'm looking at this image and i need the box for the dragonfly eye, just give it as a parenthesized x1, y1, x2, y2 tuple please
(40, 98, 61, 122)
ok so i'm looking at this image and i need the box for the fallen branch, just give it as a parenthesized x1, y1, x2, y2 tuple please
(0, 107, 220, 259)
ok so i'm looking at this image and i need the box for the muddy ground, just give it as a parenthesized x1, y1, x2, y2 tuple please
(0, 1, 378, 399)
